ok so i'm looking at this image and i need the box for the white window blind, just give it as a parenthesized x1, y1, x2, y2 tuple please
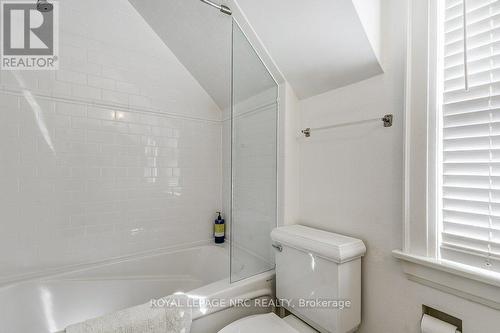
(440, 0, 500, 273)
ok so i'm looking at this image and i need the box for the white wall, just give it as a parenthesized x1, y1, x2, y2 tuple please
(352, 0, 382, 63)
(282, 82, 300, 226)
(295, 0, 500, 331)
(0, 0, 222, 282)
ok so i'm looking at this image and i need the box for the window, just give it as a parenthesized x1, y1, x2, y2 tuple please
(395, 0, 500, 309)
(438, 0, 500, 274)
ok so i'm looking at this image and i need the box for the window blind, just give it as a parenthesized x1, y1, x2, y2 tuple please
(441, 0, 500, 273)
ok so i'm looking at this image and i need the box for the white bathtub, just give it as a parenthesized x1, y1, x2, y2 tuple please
(0, 243, 274, 333)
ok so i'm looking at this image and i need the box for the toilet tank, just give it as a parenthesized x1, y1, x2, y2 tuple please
(271, 225, 366, 333)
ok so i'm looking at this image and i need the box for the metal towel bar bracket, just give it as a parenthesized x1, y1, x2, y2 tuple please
(272, 243, 283, 252)
(301, 113, 393, 138)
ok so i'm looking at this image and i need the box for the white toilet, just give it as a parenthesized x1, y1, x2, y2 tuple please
(219, 225, 366, 333)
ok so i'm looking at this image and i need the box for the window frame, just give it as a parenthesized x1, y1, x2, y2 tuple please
(395, 0, 500, 310)
(403, 0, 434, 257)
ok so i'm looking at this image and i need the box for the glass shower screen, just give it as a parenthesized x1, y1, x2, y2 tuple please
(230, 21, 278, 283)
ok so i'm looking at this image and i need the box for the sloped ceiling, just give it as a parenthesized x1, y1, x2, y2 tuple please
(236, 0, 383, 99)
(128, 0, 232, 109)
(130, 0, 383, 104)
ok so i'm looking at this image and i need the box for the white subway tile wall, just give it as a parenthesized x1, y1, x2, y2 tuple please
(0, 0, 223, 280)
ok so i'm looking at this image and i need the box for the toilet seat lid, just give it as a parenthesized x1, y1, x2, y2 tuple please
(218, 313, 300, 333)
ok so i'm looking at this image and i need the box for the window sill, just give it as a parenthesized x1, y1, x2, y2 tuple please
(393, 250, 500, 310)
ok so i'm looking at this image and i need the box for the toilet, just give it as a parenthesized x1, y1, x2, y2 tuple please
(219, 225, 366, 333)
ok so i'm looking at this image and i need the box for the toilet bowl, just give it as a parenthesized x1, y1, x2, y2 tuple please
(218, 225, 366, 333)
(218, 313, 317, 333)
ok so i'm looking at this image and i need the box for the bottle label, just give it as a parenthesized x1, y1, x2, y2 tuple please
(214, 224, 224, 237)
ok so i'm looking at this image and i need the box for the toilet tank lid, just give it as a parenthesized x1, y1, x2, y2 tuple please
(271, 225, 366, 263)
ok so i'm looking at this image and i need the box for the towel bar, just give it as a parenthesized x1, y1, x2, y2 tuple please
(301, 114, 393, 138)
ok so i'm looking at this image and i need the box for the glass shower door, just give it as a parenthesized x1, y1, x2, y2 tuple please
(230, 21, 278, 282)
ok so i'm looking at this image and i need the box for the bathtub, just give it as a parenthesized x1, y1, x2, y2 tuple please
(0, 243, 274, 333)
